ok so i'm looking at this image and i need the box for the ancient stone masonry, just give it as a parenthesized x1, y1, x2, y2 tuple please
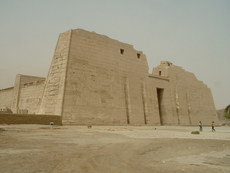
(0, 29, 220, 125)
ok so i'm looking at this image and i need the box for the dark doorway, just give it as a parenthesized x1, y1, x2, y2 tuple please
(157, 88, 164, 125)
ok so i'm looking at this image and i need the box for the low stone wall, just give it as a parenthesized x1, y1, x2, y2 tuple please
(0, 114, 62, 125)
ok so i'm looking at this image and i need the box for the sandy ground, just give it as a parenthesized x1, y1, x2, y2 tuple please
(0, 125, 229, 173)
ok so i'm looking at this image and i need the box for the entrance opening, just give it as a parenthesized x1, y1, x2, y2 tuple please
(157, 88, 164, 125)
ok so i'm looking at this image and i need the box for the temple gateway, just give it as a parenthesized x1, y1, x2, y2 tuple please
(0, 29, 219, 125)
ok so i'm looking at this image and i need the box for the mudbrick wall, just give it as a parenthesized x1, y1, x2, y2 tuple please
(0, 114, 62, 125)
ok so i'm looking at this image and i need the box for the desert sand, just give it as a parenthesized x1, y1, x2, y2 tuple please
(0, 125, 229, 173)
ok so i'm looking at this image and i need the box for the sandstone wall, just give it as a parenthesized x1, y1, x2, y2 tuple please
(0, 87, 14, 110)
(18, 80, 45, 114)
(147, 75, 176, 125)
(11, 74, 45, 113)
(61, 29, 150, 125)
(38, 30, 72, 115)
(152, 62, 219, 125)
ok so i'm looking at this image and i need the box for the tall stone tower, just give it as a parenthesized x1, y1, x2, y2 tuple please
(39, 29, 150, 125)
(152, 61, 219, 125)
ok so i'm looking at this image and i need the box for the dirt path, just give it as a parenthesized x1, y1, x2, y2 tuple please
(0, 125, 229, 173)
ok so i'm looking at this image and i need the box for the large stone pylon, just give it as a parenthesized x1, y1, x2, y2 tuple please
(39, 29, 150, 125)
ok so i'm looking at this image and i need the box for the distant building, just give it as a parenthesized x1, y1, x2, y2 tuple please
(0, 29, 219, 125)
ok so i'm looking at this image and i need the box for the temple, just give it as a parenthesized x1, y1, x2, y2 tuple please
(0, 29, 219, 125)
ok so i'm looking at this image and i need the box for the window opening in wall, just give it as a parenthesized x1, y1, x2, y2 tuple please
(120, 49, 124, 55)
(159, 71, 162, 76)
(137, 53, 141, 59)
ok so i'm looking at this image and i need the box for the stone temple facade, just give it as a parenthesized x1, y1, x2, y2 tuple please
(0, 29, 219, 125)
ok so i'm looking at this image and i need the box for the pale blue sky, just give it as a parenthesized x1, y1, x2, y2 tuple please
(0, 0, 229, 109)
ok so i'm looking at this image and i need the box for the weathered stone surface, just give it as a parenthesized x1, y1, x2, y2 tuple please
(18, 79, 45, 114)
(8, 74, 45, 114)
(152, 61, 219, 125)
(0, 87, 13, 110)
(61, 30, 149, 125)
(0, 29, 220, 125)
(38, 31, 72, 115)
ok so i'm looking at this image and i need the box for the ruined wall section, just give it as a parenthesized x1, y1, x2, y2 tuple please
(18, 80, 45, 114)
(153, 62, 219, 125)
(11, 74, 45, 113)
(0, 87, 14, 110)
(38, 30, 72, 115)
(62, 29, 150, 125)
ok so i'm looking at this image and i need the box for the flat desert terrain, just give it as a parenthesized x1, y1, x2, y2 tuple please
(0, 125, 229, 173)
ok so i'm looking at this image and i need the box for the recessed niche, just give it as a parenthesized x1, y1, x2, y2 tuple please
(120, 49, 124, 55)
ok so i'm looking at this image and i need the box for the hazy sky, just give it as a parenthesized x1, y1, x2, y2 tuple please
(0, 0, 229, 109)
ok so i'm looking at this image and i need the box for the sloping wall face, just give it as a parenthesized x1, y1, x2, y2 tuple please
(0, 87, 14, 110)
(38, 31, 72, 115)
(11, 74, 45, 113)
(61, 29, 151, 125)
(18, 80, 45, 114)
(152, 62, 219, 125)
